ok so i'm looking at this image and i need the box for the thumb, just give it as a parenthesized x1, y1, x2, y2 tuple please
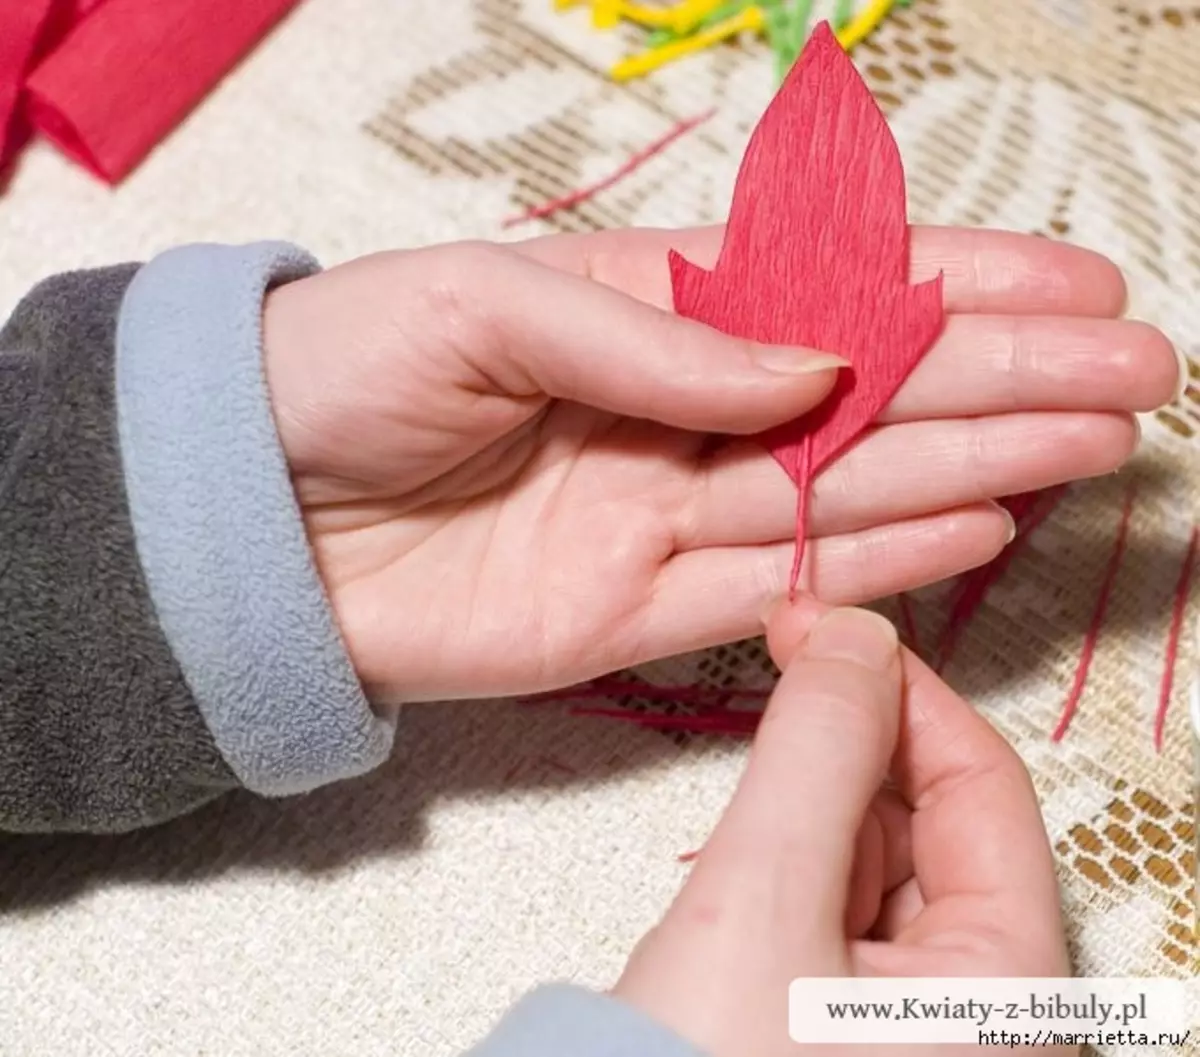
(695, 607, 903, 941)
(453, 244, 847, 434)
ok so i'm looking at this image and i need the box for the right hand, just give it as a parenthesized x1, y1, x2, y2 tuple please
(614, 600, 1076, 1057)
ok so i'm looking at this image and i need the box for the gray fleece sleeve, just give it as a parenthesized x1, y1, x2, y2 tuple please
(0, 242, 395, 832)
(466, 985, 708, 1057)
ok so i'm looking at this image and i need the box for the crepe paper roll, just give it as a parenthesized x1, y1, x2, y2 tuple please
(0, 0, 59, 171)
(24, 0, 302, 183)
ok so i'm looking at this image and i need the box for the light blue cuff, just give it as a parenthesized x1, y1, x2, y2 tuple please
(115, 242, 396, 796)
(466, 985, 708, 1057)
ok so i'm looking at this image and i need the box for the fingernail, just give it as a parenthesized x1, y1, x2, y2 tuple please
(759, 595, 787, 629)
(1173, 344, 1191, 403)
(995, 503, 1017, 545)
(754, 346, 850, 376)
(803, 608, 898, 671)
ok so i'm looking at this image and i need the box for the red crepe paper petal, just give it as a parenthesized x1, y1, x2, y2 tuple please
(669, 23, 944, 592)
(24, 0, 302, 183)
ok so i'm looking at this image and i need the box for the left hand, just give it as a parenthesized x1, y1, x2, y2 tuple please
(263, 225, 1179, 700)
(613, 600, 1075, 1057)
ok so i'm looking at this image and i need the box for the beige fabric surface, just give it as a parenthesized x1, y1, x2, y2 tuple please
(1, 1, 1198, 1054)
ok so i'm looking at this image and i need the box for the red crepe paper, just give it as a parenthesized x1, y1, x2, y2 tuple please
(7, 0, 300, 184)
(0, 0, 60, 170)
(670, 23, 945, 592)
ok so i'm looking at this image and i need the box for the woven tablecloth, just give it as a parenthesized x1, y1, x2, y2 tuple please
(0, 2, 1197, 1055)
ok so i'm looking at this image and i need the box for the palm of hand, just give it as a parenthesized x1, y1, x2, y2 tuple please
(263, 226, 1175, 702)
(304, 401, 707, 698)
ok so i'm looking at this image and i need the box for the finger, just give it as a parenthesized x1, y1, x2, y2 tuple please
(892, 650, 1065, 931)
(513, 225, 1128, 318)
(680, 411, 1136, 549)
(765, 597, 1064, 937)
(846, 790, 913, 938)
(643, 503, 1011, 659)
(695, 609, 903, 936)
(420, 243, 845, 435)
(846, 808, 885, 938)
(873, 876, 925, 941)
(883, 316, 1182, 421)
(873, 787, 915, 895)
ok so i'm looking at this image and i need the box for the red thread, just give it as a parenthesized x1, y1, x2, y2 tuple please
(896, 592, 921, 659)
(501, 107, 716, 229)
(670, 23, 944, 593)
(1051, 483, 1137, 743)
(1153, 526, 1198, 753)
(935, 486, 1068, 672)
(569, 705, 760, 736)
(535, 755, 579, 776)
(524, 679, 768, 707)
(590, 678, 768, 702)
(677, 849, 701, 863)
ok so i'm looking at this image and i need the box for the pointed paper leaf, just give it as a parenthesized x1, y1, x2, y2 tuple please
(670, 22, 945, 590)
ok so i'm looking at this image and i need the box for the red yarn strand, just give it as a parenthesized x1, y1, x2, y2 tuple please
(524, 680, 769, 708)
(568, 705, 760, 737)
(1051, 483, 1137, 743)
(896, 592, 921, 659)
(501, 108, 716, 228)
(1153, 526, 1198, 753)
(936, 486, 1068, 672)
